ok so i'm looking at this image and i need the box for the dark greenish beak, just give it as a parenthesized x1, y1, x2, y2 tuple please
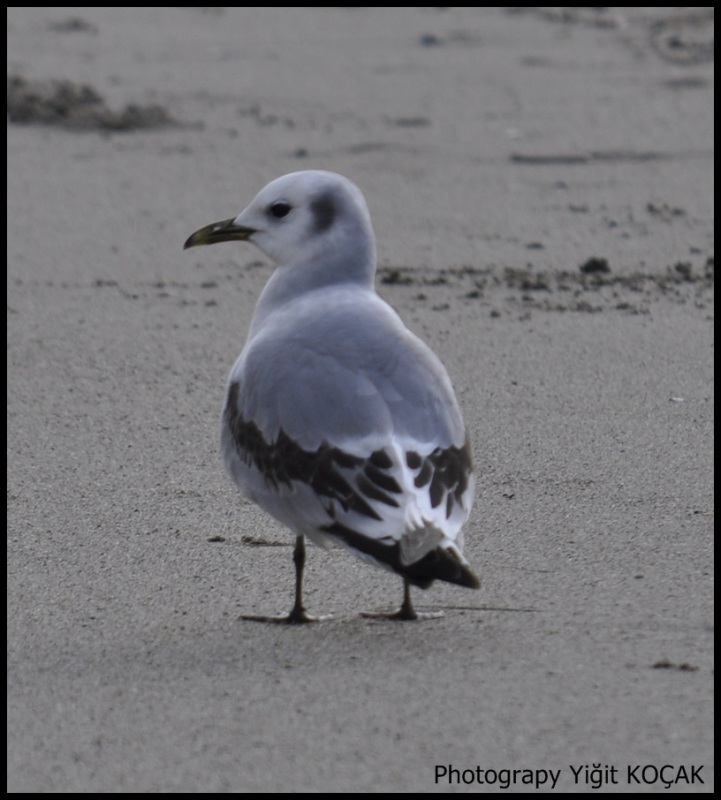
(183, 217, 256, 249)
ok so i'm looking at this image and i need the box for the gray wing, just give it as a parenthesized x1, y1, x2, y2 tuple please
(228, 290, 465, 454)
(222, 289, 476, 587)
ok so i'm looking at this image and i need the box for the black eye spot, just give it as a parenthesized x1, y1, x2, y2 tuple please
(310, 191, 336, 234)
(269, 201, 292, 219)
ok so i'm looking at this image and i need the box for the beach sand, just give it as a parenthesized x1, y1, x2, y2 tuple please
(7, 7, 714, 792)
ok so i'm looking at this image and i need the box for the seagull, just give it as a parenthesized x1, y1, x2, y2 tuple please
(184, 170, 479, 622)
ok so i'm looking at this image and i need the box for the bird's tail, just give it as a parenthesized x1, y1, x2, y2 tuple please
(401, 542, 480, 590)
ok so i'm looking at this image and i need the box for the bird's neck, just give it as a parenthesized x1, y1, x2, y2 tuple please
(249, 247, 376, 337)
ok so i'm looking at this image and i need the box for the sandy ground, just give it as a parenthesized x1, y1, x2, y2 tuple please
(7, 7, 714, 793)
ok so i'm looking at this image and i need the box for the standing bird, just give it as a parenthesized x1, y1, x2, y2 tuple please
(184, 171, 478, 621)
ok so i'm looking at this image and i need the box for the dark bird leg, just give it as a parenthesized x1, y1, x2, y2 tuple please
(240, 535, 331, 624)
(286, 535, 324, 623)
(361, 578, 444, 621)
(398, 578, 419, 620)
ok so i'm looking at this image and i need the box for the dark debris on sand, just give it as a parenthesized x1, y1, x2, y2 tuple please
(7, 74, 181, 132)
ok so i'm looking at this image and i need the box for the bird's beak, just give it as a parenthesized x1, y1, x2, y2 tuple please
(183, 217, 256, 249)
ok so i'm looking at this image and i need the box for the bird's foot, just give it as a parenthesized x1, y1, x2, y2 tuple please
(240, 606, 332, 624)
(360, 607, 444, 621)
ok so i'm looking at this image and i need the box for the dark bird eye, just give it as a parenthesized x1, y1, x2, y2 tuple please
(269, 201, 292, 219)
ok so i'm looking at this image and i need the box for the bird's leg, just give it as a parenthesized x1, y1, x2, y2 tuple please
(240, 535, 331, 624)
(286, 535, 321, 623)
(397, 578, 419, 620)
(361, 578, 444, 621)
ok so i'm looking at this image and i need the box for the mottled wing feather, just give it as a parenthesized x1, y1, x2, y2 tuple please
(224, 381, 475, 587)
